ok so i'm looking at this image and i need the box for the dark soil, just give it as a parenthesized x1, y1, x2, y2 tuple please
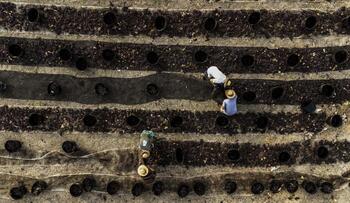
(1, 3, 350, 38)
(0, 106, 327, 134)
(106, 181, 119, 195)
(131, 183, 144, 197)
(10, 185, 27, 200)
(82, 177, 96, 192)
(224, 181, 237, 194)
(2, 37, 350, 74)
(0, 71, 348, 105)
(152, 140, 350, 167)
(152, 181, 164, 196)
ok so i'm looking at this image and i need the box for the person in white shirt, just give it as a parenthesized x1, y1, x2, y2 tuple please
(204, 66, 227, 102)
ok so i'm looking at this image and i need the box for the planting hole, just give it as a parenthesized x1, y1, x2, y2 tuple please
(0, 81, 7, 93)
(10, 186, 27, 200)
(224, 181, 237, 194)
(146, 83, 159, 96)
(255, 116, 268, 129)
(82, 177, 96, 192)
(329, 115, 342, 127)
(27, 8, 39, 22)
(251, 182, 264, 195)
(301, 100, 316, 113)
(155, 16, 167, 31)
(170, 116, 183, 128)
(126, 115, 140, 127)
(146, 51, 159, 65)
(287, 54, 300, 67)
(8, 44, 23, 57)
(317, 146, 329, 159)
(31, 181, 47, 196)
(70, 184, 83, 197)
(83, 114, 97, 127)
(95, 83, 109, 96)
(58, 48, 71, 61)
(227, 149, 240, 161)
(334, 50, 348, 64)
(177, 184, 190, 198)
(303, 181, 317, 194)
(204, 17, 217, 31)
(271, 87, 284, 100)
(305, 16, 317, 29)
(102, 49, 115, 61)
(241, 54, 254, 67)
(28, 113, 44, 126)
(270, 180, 282, 193)
(320, 84, 335, 97)
(248, 12, 261, 25)
(47, 82, 61, 96)
(103, 12, 116, 25)
(342, 16, 350, 28)
(62, 141, 78, 154)
(242, 91, 256, 102)
(278, 151, 291, 163)
(216, 116, 229, 127)
(152, 181, 164, 196)
(194, 50, 208, 63)
(75, 57, 87, 70)
(175, 148, 184, 163)
(107, 181, 119, 195)
(286, 180, 298, 193)
(132, 183, 144, 197)
(193, 182, 206, 196)
(320, 182, 333, 194)
(5, 140, 22, 153)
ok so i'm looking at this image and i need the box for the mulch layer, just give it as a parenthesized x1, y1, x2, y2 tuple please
(2, 37, 350, 73)
(0, 106, 328, 134)
(1, 3, 350, 38)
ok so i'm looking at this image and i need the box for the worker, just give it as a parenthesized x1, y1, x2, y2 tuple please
(220, 88, 238, 116)
(138, 130, 157, 183)
(203, 66, 227, 102)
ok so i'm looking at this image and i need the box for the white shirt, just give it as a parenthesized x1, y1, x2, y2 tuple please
(207, 66, 226, 84)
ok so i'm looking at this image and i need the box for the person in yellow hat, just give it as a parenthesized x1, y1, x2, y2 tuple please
(220, 89, 238, 116)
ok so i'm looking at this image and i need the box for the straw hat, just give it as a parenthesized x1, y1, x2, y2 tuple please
(141, 150, 150, 159)
(225, 89, 236, 99)
(137, 165, 149, 177)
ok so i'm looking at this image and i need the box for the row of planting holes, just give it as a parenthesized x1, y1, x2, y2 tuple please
(25, 7, 350, 33)
(174, 144, 335, 165)
(9, 176, 334, 200)
(27, 112, 343, 130)
(7, 43, 350, 69)
(0, 76, 340, 104)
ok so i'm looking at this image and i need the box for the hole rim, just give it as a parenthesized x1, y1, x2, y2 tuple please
(28, 113, 44, 126)
(75, 57, 88, 70)
(316, 146, 329, 159)
(286, 54, 300, 67)
(240, 54, 255, 67)
(304, 16, 317, 30)
(27, 8, 39, 22)
(193, 50, 208, 64)
(333, 50, 348, 64)
(103, 12, 116, 25)
(8, 44, 23, 57)
(155, 16, 167, 31)
(146, 51, 159, 65)
(58, 48, 71, 61)
(271, 87, 284, 100)
(203, 17, 217, 32)
(102, 49, 115, 61)
(126, 115, 141, 127)
(248, 12, 261, 25)
(278, 151, 291, 163)
(146, 83, 159, 96)
(227, 149, 240, 161)
(83, 114, 97, 127)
